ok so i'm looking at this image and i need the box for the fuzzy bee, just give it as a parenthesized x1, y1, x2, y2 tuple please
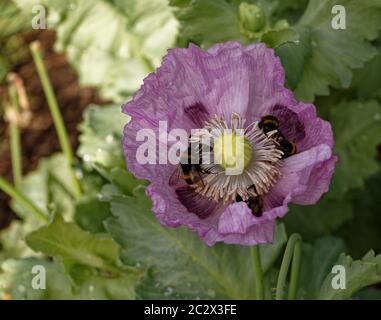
(258, 114, 279, 134)
(169, 143, 222, 219)
(235, 114, 299, 217)
(258, 114, 297, 158)
(169, 142, 217, 188)
(172, 146, 205, 187)
(236, 184, 264, 217)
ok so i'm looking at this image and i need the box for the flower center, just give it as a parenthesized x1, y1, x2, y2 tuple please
(213, 131, 252, 174)
(190, 113, 284, 203)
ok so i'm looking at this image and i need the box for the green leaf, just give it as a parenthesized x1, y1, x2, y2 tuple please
(319, 251, 381, 299)
(294, 0, 381, 102)
(171, 0, 303, 48)
(275, 25, 312, 89)
(0, 258, 74, 300)
(172, 0, 244, 48)
(261, 27, 299, 48)
(67, 265, 137, 300)
(0, 220, 39, 264)
(103, 186, 287, 299)
(77, 104, 147, 192)
(270, 0, 309, 24)
(337, 172, 381, 258)
(0, 257, 137, 300)
(1, 154, 91, 265)
(330, 100, 381, 196)
(0, 0, 30, 38)
(298, 237, 346, 299)
(0, 1, 33, 82)
(284, 194, 354, 241)
(11, 153, 77, 224)
(74, 196, 112, 234)
(78, 104, 127, 170)
(7, 152, 111, 252)
(26, 214, 122, 275)
(106, 167, 148, 196)
(351, 47, 381, 99)
(169, 0, 191, 7)
(80, 104, 126, 139)
(354, 288, 381, 300)
(15, 0, 178, 102)
(21, 214, 139, 298)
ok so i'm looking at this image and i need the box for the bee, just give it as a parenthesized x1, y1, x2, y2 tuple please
(235, 195, 263, 217)
(236, 185, 264, 217)
(170, 144, 221, 219)
(169, 143, 217, 187)
(258, 114, 297, 158)
(169, 146, 203, 187)
(181, 146, 205, 186)
(258, 114, 279, 134)
(278, 139, 297, 158)
(247, 196, 264, 217)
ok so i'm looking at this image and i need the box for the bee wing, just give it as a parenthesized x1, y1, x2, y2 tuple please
(169, 165, 183, 186)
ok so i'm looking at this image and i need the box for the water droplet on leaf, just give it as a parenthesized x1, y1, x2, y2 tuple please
(17, 285, 26, 293)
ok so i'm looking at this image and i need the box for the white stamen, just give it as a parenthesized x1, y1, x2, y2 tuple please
(192, 113, 283, 203)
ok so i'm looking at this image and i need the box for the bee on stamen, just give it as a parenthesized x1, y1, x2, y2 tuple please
(180, 146, 205, 187)
(258, 114, 297, 158)
(258, 114, 279, 134)
(278, 139, 297, 158)
(169, 142, 216, 188)
(235, 185, 263, 217)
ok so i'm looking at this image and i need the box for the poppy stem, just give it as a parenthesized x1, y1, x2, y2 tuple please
(7, 84, 23, 188)
(252, 245, 265, 299)
(276, 233, 302, 300)
(0, 176, 48, 223)
(30, 41, 82, 198)
(288, 236, 302, 299)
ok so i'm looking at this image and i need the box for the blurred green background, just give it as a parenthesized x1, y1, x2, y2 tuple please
(0, 0, 380, 300)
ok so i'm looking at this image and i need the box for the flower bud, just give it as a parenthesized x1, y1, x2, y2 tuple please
(238, 2, 266, 33)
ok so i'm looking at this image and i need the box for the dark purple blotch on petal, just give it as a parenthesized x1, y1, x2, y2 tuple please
(270, 104, 306, 143)
(175, 186, 222, 219)
(184, 102, 210, 128)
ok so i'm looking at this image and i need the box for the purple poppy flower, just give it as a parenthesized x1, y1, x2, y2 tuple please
(122, 41, 336, 246)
